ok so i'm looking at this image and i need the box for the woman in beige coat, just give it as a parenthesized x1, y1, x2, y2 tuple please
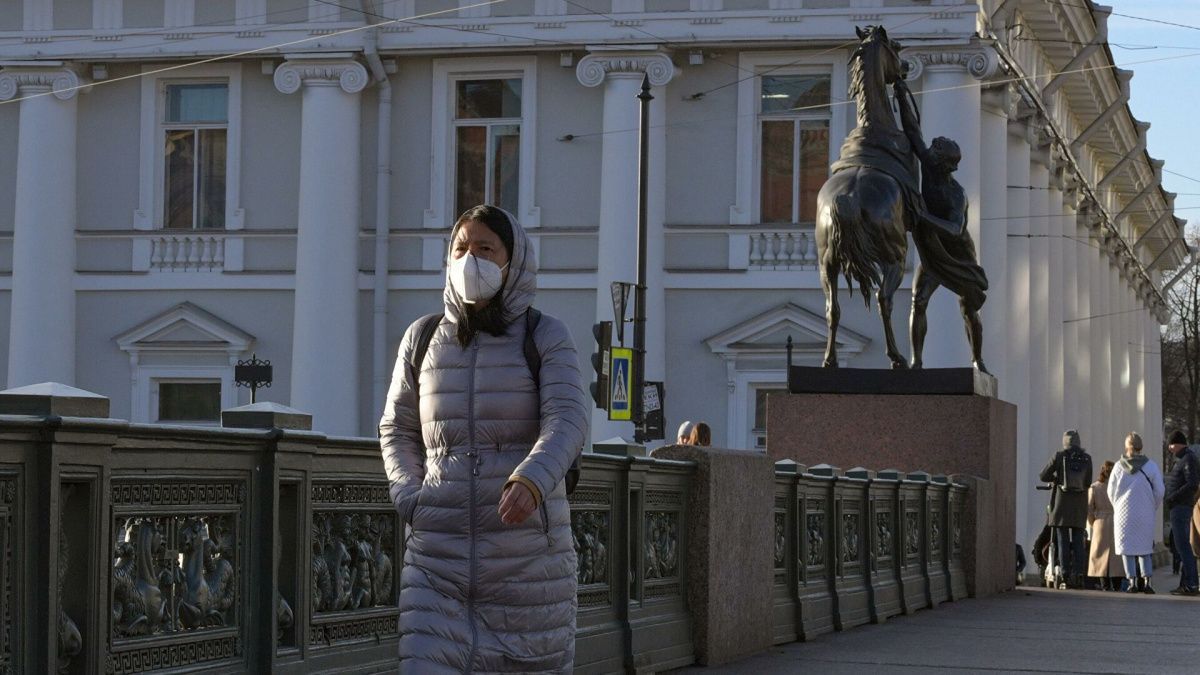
(1088, 461, 1123, 590)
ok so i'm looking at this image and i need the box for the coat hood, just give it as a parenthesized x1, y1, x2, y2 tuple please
(443, 208, 537, 326)
(1120, 454, 1148, 473)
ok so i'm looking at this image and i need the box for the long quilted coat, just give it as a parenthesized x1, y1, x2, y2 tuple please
(1107, 454, 1165, 557)
(380, 214, 588, 673)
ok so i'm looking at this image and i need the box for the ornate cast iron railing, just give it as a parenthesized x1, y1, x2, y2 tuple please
(0, 409, 693, 674)
(771, 464, 968, 645)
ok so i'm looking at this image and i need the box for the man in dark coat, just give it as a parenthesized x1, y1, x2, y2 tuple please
(1040, 430, 1093, 588)
(1164, 430, 1199, 595)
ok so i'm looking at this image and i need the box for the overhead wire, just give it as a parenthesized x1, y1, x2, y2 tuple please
(0, 0, 509, 106)
(0, 0, 1192, 249)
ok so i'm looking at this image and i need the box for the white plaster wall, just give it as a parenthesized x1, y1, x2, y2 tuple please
(665, 58, 738, 225)
(124, 0, 164, 27)
(0, 2, 20, 30)
(75, 290, 296, 420)
(265, 0, 308, 21)
(243, 62, 302, 232)
(77, 65, 141, 232)
(390, 56, 434, 230)
(54, 0, 93, 29)
(195, 0, 237, 25)
(537, 53, 602, 228)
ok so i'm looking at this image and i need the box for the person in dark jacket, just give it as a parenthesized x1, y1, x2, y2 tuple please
(1039, 430, 1093, 588)
(1164, 430, 1200, 595)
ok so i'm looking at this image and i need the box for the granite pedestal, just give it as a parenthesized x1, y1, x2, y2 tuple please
(768, 368, 1016, 598)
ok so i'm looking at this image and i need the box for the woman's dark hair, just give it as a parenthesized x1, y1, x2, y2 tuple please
(451, 205, 515, 347)
(688, 422, 712, 447)
(1099, 460, 1115, 484)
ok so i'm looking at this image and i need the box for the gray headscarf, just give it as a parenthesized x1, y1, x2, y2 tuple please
(443, 207, 538, 327)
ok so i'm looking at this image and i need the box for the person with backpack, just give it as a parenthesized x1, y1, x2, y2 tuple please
(1040, 429, 1093, 588)
(1164, 430, 1199, 595)
(379, 204, 589, 672)
(1108, 431, 1166, 593)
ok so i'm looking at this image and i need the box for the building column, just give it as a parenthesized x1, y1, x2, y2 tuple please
(1144, 311, 1163, 455)
(1130, 283, 1144, 440)
(1061, 187, 1080, 434)
(0, 64, 86, 388)
(274, 56, 368, 435)
(576, 49, 674, 442)
(1099, 254, 1114, 450)
(1005, 117, 1033, 547)
(1027, 144, 1051, 538)
(903, 44, 997, 368)
(979, 82, 1013, 384)
(1091, 242, 1109, 452)
(1073, 207, 1093, 450)
(1046, 172, 1065, 450)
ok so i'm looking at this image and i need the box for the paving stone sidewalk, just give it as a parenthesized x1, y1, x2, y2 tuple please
(673, 575, 1199, 674)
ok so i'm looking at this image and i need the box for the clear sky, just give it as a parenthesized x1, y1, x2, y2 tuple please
(1105, 1, 1200, 233)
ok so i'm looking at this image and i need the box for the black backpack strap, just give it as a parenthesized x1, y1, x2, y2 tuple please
(409, 312, 444, 388)
(523, 307, 543, 387)
(521, 307, 581, 494)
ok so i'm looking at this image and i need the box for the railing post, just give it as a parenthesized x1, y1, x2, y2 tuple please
(222, 402, 313, 671)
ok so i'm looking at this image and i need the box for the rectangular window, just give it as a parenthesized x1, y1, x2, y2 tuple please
(758, 74, 831, 224)
(163, 83, 229, 230)
(157, 381, 222, 422)
(453, 78, 522, 216)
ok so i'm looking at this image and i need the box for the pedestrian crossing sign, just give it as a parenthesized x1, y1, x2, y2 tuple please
(609, 348, 633, 421)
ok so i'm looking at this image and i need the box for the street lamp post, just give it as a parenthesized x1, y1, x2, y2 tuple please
(633, 74, 652, 442)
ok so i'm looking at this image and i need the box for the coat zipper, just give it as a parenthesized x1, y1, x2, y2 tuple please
(539, 499, 552, 548)
(466, 340, 480, 673)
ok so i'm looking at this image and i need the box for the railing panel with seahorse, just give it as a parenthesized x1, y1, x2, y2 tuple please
(0, 400, 695, 675)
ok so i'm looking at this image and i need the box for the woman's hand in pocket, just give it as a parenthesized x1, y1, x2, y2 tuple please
(499, 482, 536, 525)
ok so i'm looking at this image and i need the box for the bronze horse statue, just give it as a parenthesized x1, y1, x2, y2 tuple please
(816, 25, 913, 368)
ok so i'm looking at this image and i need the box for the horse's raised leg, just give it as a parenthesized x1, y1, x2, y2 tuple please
(878, 261, 908, 369)
(821, 260, 841, 368)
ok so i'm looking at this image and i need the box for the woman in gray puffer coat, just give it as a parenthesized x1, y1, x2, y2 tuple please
(380, 205, 589, 673)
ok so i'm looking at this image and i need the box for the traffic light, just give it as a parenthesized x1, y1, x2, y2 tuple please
(590, 321, 612, 410)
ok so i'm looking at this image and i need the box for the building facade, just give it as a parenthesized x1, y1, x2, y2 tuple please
(0, 0, 1191, 550)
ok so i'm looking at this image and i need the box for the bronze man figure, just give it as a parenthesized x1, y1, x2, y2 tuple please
(894, 79, 990, 373)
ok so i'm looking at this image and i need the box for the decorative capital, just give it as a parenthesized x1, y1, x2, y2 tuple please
(981, 79, 1019, 117)
(273, 58, 369, 95)
(901, 45, 999, 82)
(575, 52, 675, 88)
(0, 63, 86, 102)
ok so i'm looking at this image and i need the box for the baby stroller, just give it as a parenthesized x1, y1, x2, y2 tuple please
(1034, 484, 1065, 589)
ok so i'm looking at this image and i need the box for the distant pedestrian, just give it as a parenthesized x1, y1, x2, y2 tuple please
(1040, 430, 1092, 588)
(688, 421, 712, 447)
(1163, 430, 1199, 595)
(1108, 432, 1165, 593)
(1087, 460, 1123, 590)
(676, 420, 695, 445)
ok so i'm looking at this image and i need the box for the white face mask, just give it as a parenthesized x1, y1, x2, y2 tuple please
(449, 253, 508, 304)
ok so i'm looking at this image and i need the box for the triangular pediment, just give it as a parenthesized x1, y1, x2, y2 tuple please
(705, 303, 870, 356)
(115, 302, 255, 354)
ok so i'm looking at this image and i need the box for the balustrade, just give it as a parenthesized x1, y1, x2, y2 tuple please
(148, 234, 226, 272)
(748, 228, 818, 269)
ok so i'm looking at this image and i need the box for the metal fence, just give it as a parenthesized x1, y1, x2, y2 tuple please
(771, 464, 968, 644)
(0, 411, 693, 675)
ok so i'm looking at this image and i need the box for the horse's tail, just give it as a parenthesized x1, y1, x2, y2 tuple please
(829, 193, 880, 306)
